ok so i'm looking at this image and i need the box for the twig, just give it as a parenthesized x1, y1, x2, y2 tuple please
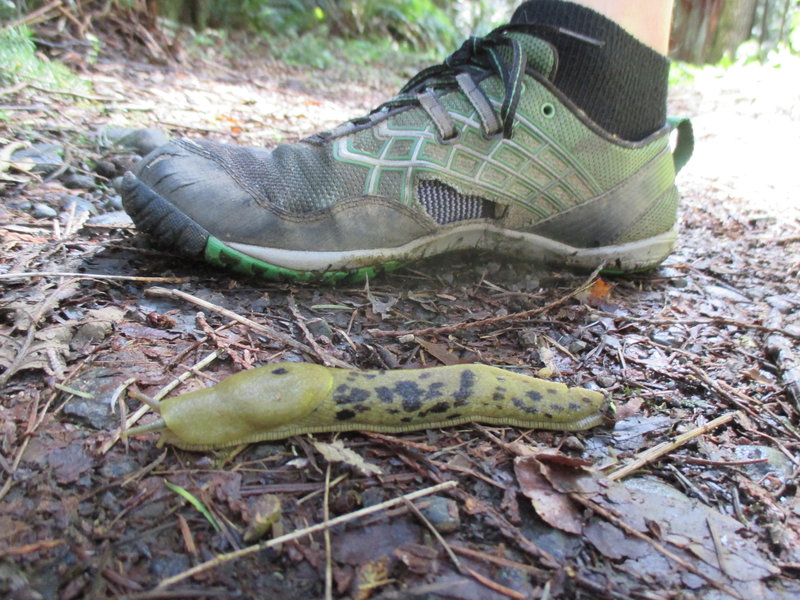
(145, 287, 353, 369)
(361, 431, 437, 452)
(766, 332, 800, 407)
(449, 544, 545, 577)
(402, 497, 462, 571)
(26, 83, 118, 102)
(323, 465, 333, 600)
(288, 296, 351, 369)
(570, 493, 745, 600)
(465, 568, 525, 600)
(0, 0, 62, 33)
(154, 481, 458, 589)
(370, 268, 602, 338)
(670, 456, 768, 467)
(606, 412, 739, 481)
(0, 272, 190, 283)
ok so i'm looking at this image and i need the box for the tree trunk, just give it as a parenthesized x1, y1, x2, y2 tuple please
(670, 0, 760, 64)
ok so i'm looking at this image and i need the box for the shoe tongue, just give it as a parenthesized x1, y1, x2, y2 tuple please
(494, 31, 557, 80)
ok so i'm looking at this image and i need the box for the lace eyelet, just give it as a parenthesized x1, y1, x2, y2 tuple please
(435, 129, 462, 145)
(541, 103, 556, 119)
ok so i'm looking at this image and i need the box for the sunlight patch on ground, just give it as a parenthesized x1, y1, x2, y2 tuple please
(671, 53, 800, 227)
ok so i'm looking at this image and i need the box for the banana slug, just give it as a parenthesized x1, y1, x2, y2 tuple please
(127, 363, 609, 450)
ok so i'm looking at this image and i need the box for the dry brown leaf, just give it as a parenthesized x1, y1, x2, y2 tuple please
(513, 455, 584, 534)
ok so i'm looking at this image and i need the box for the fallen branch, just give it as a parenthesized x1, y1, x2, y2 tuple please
(606, 412, 739, 481)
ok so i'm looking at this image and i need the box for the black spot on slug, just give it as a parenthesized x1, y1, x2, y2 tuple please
(354, 404, 371, 413)
(401, 417, 413, 423)
(547, 388, 559, 394)
(332, 385, 371, 405)
(425, 382, 445, 399)
(394, 380, 425, 413)
(336, 409, 356, 421)
(271, 367, 288, 375)
(582, 396, 594, 404)
(492, 386, 506, 402)
(375, 386, 394, 404)
(568, 402, 581, 412)
(526, 390, 543, 403)
(387, 408, 399, 414)
(419, 401, 451, 418)
(548, 403, 565, 412)
(453, 369, 476, 407)
(447, 413, 462, 420)
(512, 396, 539, 415)
(419, 372, 431, 379)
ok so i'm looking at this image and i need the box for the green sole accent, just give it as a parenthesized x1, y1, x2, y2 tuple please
(204, 236, 403, 283)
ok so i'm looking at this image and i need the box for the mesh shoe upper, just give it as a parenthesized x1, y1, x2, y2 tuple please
(126, 22, 686, 276)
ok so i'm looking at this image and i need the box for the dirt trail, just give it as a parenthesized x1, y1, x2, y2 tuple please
(1, 43, 799, 599)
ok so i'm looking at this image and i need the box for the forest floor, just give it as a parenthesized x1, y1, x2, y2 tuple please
(1, 26, 800, 600)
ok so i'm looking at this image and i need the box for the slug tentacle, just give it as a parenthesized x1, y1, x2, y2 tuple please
(127, 362, 610, 451)
(126, 418, 167, 436)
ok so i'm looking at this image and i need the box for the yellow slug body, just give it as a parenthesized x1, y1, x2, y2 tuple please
(153, 363, 608, 450)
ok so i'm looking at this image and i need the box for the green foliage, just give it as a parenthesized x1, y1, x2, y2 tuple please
(0, 25, 87, 90)
(160, 0, 460, 55)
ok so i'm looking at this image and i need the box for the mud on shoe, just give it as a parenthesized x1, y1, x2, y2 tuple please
(122, 18, 692, 283)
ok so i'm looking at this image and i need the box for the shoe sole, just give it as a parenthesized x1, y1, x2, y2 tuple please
(122, 172, 676, 282)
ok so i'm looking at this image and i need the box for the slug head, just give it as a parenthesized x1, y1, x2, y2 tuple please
(159, 362, 333, 449)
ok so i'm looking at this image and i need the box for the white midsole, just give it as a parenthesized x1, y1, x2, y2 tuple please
(227, 223, 678, 273)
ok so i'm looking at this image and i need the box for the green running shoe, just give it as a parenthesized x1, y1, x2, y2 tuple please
(121, 23, 693, 283)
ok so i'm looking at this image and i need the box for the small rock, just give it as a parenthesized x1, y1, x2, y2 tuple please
(733, 445, 794, 483)
(765, 295, 796, 314)
(360, 487, 384, 508)
(117, 128, 169, 156)
(518, 328, 539, 348)
(60, 194, 97, 216)
(7, 199, 32, 212)
(62, 367, 131, 430)
(568, 340, 587, 354)
(563, 435, 586, 452)
(61, 173, 96, 189)
(650, 329, 684, 348)
(307, 317, 333, 339)
(704, 284, 751, 303)
(111, 176, 125, 193)
(12, 143, 64, 174)
(99, 456, 139, 479)
(596, 375, 615, 388)
(669, 277, 689, 289)
(150, 554, 191, 579)
(104, 194, 124, 210)
(419, 495, 460, 533)
(86, 211, 133, 227)
(32, 203, 57, 219)
(94, 159, 118, 178)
